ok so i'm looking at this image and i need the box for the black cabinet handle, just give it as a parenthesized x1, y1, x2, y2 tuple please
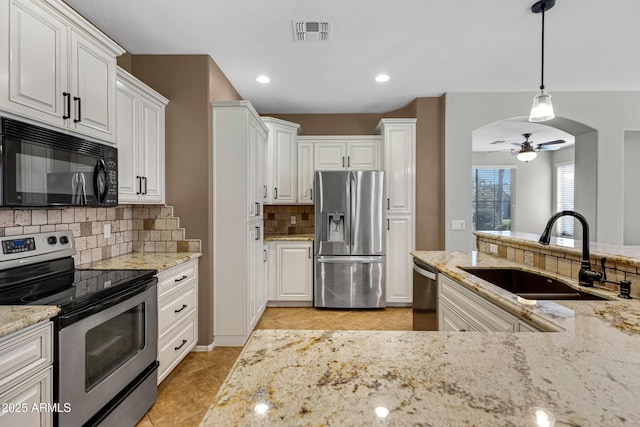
(347, 156, 350, 167)
(174, 339, 187, 351)
(144, 177, 148, 195)
(342, 156, 345, 167)
(73, 97, 81, 123)
(263, 249, 267, 262)
(63, 92, 71, 119)
(174, 304, 188, 313)
(255, 226, 260, 240)
(136, 176, 142, 195)
(263, 185, 267, 199)
(274, 187, 278, 199)
(387, 219, 390, 230)
(308, 247, 311, 258)
(255, 202, 260, 215)
(387, 198, 390, 210)
(174, 275, 188, 283)
(310, 188, 313, 200)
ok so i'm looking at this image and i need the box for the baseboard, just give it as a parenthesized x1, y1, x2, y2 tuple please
(192, 342, 215, 352)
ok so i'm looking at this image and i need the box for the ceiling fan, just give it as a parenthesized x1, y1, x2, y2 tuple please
(511, 133, 565, 162)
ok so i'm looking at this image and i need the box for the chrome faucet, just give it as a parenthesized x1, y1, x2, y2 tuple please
(538, 210, 603, 287)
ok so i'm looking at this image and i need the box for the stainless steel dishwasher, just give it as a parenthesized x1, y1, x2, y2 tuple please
(412, 257, 438, 330)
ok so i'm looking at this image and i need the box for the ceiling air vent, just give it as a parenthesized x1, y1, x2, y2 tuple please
(292, 20, 331, 42)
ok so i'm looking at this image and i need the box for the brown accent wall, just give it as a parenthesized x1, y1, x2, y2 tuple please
(126, 55, 241, 346)
(265, 97, 445, 251)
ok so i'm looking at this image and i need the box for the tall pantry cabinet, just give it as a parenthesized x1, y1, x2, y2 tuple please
(212, 101, 268, 346)
(375, 119, 416, 305)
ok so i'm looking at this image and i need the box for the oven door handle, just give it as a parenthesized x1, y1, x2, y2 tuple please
(57, 279, 157, 328)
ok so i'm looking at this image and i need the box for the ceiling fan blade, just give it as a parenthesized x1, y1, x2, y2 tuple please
(511, 142, 523, 147)
(538, 139, 566, 146)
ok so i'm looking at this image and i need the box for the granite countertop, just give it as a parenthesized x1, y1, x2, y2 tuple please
(77, 251, 202, 272)
(264, 234, 314, 242)
(201, 251, 640, 426)
(0, 306, 60, 339)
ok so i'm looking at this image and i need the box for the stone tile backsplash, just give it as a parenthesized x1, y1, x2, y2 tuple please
(0, 205, 201, 266)
(264, 205, 315, 236)
(476, 235, 640, 298)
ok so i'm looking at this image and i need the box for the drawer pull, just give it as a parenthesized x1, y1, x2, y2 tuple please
(175, 275, 188, 282)
(174, 339, 187, 351)
(174, 304, 188, 313)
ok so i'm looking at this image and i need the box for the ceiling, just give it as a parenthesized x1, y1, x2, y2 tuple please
(472, 117, 575, 152)
(64, 0, 640, 115)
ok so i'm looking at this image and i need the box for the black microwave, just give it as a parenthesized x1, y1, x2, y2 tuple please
(0, 117, 118, 207)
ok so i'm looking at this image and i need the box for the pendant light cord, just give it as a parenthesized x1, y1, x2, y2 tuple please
(540, 3, 546, 91)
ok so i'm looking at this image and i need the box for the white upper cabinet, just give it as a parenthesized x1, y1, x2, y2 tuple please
(116, 68, 168, 204)
(376, 119, 416, 214)
(301, 136, 382, 172)
(263, 117, 300, 204)
(0, 0, 124, 144)
(297, 141, 314, 204)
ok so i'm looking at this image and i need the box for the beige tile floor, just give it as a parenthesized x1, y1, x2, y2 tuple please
(136, 306, 412, 427)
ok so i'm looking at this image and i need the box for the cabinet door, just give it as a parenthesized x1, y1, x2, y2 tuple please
(386, 215, 413, 304)
(276, 242, 313, 301)
(268, 124, 297, 204)
(139, 94, 164, 203)
(69, 29, 116, 143)
(115, 79, 140, 203)
(384, 124, 415, 214)
(2, 0, 68, 126)
(314, 142, 346, 170)
(246, 117, 264, 220)
(297, 142, 314, 204)
(347, 141, 380, 170)
(247, 224, 259, 330)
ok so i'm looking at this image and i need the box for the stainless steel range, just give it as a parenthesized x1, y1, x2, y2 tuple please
(0, 231, 158, 427)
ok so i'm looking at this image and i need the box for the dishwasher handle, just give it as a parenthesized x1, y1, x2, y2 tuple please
(413, 259, 436, 280)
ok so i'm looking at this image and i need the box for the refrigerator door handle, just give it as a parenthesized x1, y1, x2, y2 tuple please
(316, 256, 383, 264)
(349, 171, 356, 254)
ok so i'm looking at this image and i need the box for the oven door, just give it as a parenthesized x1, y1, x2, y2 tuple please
(57, 281, 157, 427)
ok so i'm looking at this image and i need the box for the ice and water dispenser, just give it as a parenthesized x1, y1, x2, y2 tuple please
(328, 212, 345, 242)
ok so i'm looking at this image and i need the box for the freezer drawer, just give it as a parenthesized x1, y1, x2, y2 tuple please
(314, 256, 385, 308)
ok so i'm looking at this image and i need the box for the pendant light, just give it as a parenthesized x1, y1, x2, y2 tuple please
(529, 0, 556, 122)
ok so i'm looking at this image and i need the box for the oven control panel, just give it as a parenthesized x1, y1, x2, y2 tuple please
(0, 231, 75, 269)
(2, 237, 36, 254)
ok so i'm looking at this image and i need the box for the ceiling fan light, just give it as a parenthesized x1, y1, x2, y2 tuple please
(517, 149, 538, 162)
(529, 90, 555, 122)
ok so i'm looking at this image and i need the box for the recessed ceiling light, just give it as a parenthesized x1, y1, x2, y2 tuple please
(375, 74, 390, 83)
(256, 75, 271, 84)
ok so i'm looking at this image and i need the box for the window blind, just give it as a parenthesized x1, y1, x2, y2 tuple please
(472, 168, 515, 231)
(557, 163, 575, 236)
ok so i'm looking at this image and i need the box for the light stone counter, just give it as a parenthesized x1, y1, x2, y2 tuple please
(0, 306, 60, 338)
(201, 251, 640, 426)
(264, 234, 314, 242)
(78, 251, 202, 272)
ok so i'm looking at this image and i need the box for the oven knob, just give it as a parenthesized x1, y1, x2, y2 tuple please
(60, 236, 69, 244)
(47, 236, 57, 245)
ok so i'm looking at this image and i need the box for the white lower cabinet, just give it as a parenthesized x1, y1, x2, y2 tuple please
(156, 259, 199, 384)
(0, 321, 53, 427)
(267, 241, 313, 304)
(438, 273, 541, 332)
(386, 215, 413, 305)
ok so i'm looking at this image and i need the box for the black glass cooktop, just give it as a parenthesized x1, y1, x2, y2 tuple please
(0, 257, 156, 313)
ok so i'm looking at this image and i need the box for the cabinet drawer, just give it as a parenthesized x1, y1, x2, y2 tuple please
(439, 274, 516, 332)
(159, 280, 197, 336)
(0, 366, 52, 427)
(157, 260, 197, 298)
(158, 315, 197, 384)
(0, 322, 52, 389)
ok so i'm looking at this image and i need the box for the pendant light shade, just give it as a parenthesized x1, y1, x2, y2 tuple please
(528, 0, 556, 123)
(529, 90, 555, 122)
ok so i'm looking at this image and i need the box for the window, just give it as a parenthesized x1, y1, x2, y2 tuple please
(472, 168, 516, 231)
(557, 163, 575, 236)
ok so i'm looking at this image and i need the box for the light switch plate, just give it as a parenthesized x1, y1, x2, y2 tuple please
(451, 220, 466, 230)
(291, 216, 296, 225)
(103, 223, 111, 238)
(489, 243, 498, 254)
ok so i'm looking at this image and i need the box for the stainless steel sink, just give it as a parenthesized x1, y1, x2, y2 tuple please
(459, 267, 608, 301)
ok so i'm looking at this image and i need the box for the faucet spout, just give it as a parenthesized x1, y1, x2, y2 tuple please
(538, 210, 602, 287)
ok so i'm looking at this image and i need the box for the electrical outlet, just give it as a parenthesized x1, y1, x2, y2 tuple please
(103, 223, 111, 239)
(489, 243, 498, 254)
(290, 216, 296, 225)
(451, 220, 466, 230)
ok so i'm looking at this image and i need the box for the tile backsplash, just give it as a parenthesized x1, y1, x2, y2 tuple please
(264, 205, 314, 236)
(0, 205, 201, 266)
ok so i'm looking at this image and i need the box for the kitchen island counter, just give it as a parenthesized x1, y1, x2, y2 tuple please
(0, 306, 60, 338)
(201, 251, 640, 426)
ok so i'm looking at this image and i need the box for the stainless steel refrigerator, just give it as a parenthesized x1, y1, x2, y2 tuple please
(314, 170, 385, 308)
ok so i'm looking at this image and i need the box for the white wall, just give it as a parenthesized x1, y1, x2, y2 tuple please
(624, 131, 640, 244)
(445, 91, 640, 250)
(472, 150, 552, 235)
